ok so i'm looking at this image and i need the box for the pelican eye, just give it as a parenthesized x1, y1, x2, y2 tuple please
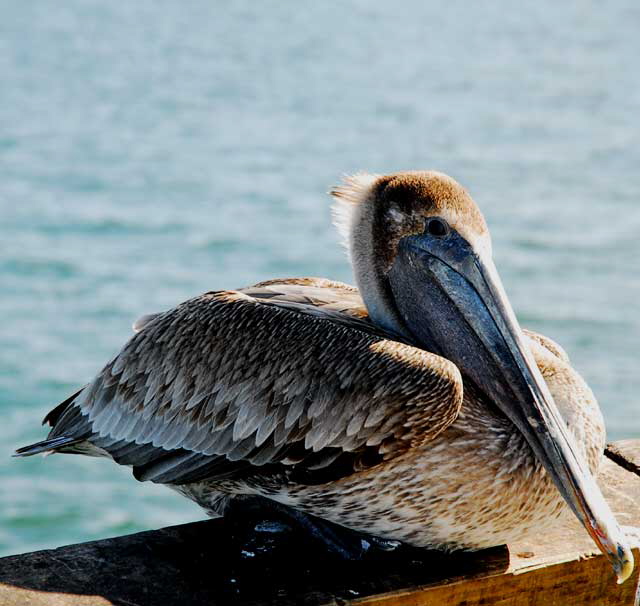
(425, 217, 450, 238)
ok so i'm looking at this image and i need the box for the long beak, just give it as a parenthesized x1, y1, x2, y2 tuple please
(389, 235, 634, 583)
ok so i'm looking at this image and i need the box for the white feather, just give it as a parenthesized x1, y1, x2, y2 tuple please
(330, 173, 379, 258)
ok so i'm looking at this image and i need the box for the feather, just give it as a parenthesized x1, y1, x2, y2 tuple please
(33, 283, 462, 485)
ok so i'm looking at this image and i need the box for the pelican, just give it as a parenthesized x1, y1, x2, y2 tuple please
(16, 171, 633, 582)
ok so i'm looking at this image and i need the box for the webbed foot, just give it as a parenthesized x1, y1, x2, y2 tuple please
(224, 495, 401, 560)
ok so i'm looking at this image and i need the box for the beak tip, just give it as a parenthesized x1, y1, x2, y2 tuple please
(614, 544, 634, 584)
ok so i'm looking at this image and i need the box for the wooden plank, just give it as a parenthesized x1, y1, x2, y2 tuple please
(0, 441, 639, 605)
(606, 440, 640, 476)
(0, 518, 511, 605)
(354, 555, 640, 606)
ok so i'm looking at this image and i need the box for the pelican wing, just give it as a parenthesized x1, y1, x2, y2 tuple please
(38, 279, 463, 485)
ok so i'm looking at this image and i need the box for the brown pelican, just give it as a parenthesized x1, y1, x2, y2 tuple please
(16, 171, 633, 582)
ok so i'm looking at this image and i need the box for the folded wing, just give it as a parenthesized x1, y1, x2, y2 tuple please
(20, 279, 464, 486)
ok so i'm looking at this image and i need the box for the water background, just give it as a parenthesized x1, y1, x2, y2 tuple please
(1, 1, 639, 556)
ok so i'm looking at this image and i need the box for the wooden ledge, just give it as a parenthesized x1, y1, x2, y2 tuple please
(1, 440, 640, 606)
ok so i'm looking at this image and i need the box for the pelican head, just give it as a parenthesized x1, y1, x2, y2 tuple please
(331, 171, 633, 582)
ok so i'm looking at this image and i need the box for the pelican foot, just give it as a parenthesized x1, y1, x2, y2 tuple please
(224, 496, 398, 560)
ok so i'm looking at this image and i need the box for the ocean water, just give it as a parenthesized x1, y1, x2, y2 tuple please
(1, 1, 639, 557)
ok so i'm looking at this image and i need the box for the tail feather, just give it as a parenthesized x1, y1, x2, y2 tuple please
(42, 387, 85, 427)
(13, 436, 83, 457)
(14, 386, 90, 457)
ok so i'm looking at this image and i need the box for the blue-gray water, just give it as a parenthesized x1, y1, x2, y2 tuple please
(1, 1, 639, 557)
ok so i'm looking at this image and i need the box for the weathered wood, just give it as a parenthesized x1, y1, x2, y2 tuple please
(1, 441, 640, 606)
(355, 555, 639, 606)
(606, 440, 640, 476)
(0, 521, 510, 606)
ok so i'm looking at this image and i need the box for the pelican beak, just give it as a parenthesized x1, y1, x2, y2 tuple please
(388, 232, 634, 583)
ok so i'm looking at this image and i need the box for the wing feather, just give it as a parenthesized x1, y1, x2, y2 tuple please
(42, 280, 463, 484)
